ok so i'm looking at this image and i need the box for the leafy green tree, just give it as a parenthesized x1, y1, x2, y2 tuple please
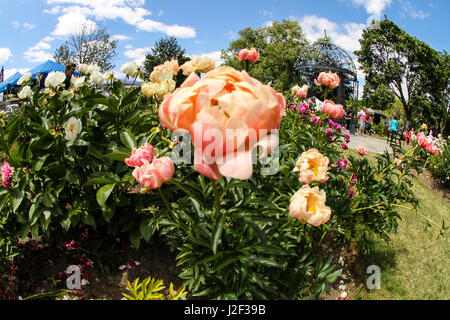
(54, 24, 118, 72)
(142, 36, 189, 84)
(355, 18, 449, 127)
(221, 20, 312, 95)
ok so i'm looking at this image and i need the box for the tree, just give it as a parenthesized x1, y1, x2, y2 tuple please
(221, 20, 312, 95)
(54, 24, 118, 71)
(355, 18, 449, 127)
(142, 36, 189, 84)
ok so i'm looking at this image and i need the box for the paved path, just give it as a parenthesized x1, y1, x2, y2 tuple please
(347, 134, 393, 154)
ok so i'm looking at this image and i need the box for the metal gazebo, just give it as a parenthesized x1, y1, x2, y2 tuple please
(294, 37, 359, 133)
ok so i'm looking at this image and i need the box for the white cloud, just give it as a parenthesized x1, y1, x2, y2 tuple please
(111, 34, 132, 41)
(45, 0, 196, 38)
(12, 21, 36, 31)
(0, 48, 12, 65)
(43, 5, 62, 14)
(52, 12, 98, 36)
(24, 50, 53, 63)
(24, 37, 55, 63)
(341, 0, 392, 22)
(124, 46, 152, 65)
(399, 0, 430, 19)
(4, 68, 31, 80)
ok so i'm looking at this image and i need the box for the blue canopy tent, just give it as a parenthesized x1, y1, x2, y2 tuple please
(27, 60, 82, 79)
(0, 72, 22, 93)
(25, 60, 82, 90)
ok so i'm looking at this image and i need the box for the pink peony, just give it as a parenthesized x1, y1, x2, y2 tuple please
(322, 100, 344, 119)
(1, 162, 14, 188)
(125, 143, 155, 167)
(132, 157, 175, 190)
(417, 132, 429, 149)
(314, 71, 340, 89)
(289, 185, 332, 227)
(236, 48, 260, 63)
(357, 147, 367, 156)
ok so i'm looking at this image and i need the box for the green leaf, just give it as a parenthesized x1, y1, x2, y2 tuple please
(96, 184, 115, 207)
(120, 131, 137, 151)
(33, 154, 49, 171)
(104, 152, 130, 162)
(211, 212, 226, 255)
(81, 212, 96, 227)
(129, 227, 141, 249)
(139, 219, 154, 242)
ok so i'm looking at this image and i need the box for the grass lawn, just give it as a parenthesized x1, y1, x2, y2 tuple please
(343, 148, 449, 300)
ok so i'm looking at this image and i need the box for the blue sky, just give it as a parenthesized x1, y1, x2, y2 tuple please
(0, 0, 449, 83)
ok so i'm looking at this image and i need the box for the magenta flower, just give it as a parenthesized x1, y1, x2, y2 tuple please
(326, 128, 333, 135)
(341, 142, 348, 150)
(310, 117, 319, 124)
(327, 135, 335, 142)
(345, 131, 351, 143)
(1, 162, 14, 188)
(349, 188, 355, 199)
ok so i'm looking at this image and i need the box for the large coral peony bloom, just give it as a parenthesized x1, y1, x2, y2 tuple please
(159, 66, 286, 180)
(289, 185, 332, 227)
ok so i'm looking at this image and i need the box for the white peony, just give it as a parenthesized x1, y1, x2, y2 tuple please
(17, 72, 32, 85)
(78, 64, 90, 74)
(71, 75, 86, 88)
(87, 64, 101, 75)
(120, 61, 138, 77)
(18, 86, 33, 99)
(90, 71, 104, 85)
(150, 69, 173, 82)
(45, 71, 66, 89)
(64, 117, 82, 141)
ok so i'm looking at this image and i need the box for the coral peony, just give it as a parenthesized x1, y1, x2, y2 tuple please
(1, 161, 14, 188)
(159, 66, 285, 180)
(294, 149, 329, 184)
(322, 100, 344, 119)
(289, 185, 332, 227)
(314, 71, 340, 89)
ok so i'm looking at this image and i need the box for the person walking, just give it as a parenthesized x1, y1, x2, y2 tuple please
(63, 63, 77, 89)
(357, 107, 367, 136)
(389, 116, 399, 143)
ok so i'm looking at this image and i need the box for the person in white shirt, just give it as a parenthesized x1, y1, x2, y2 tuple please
(357, 108, 367, 136)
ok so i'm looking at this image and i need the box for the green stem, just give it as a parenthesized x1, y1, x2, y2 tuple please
(392, 204, 444, 233)
(376, 145, 418, 180)
(211, 179, 221, 219)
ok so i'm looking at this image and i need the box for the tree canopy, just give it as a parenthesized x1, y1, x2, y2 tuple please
(221, 20, 312, 96)
(355, 18, 449, 130)
(54, 24, 118, 72)
(142, 36, 189, 84)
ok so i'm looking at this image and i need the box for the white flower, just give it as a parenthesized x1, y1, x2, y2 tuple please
(340, 291, 348, 298)
(105, 70, 116, 81)
(71, 76, 86, 88)
(150, 69, 173, 82)
(87, 64, 101, 75)
(141, 80, 175, 99)
(120, 61, 138, 77)
(78, 64, 90, 74)
(64, 117, 82, 141)
(18, 86, 32, 99)
(90, 71, 104, 85)
(17, 72, 32, 85)
(45, 71, 66, 89)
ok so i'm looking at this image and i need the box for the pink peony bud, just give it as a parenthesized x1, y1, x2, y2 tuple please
(236, 48, 259, 63)
(125, 143, 155, 167)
